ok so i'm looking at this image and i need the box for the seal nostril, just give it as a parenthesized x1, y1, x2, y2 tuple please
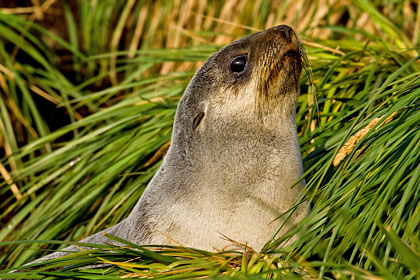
(277, 25, 292, 43)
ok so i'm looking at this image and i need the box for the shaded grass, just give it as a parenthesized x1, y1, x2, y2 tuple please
(1, 229, 418, 279)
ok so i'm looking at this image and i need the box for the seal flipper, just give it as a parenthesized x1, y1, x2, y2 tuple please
(30, 219, 129, 264)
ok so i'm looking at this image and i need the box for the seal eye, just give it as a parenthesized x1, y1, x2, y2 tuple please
(230, 55, 247, 75)
(192, 112, 205, 130)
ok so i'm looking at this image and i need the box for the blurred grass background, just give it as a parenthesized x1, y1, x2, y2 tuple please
(0, 0, 420, 279)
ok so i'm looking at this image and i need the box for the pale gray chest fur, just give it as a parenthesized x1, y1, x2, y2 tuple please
(126, 99, 306, 251)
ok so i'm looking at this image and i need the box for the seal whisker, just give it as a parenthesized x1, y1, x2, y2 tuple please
(299, 40, 320, 124)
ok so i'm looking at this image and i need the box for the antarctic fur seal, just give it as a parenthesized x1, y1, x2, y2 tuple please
(31, 24, 308, 262)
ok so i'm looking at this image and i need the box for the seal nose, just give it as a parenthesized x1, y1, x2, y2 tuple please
(276, 25, 293, 43)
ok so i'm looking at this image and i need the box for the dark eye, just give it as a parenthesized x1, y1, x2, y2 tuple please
(192, 112, 205, 130)
(230, 55, 247, 75)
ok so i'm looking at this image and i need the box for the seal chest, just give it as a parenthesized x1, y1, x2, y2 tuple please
(37, 25, 307, 262)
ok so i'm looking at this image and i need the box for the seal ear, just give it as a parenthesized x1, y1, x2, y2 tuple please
(192, 112, 205, 130)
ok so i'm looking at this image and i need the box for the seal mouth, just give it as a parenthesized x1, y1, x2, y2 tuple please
(283, 50, 300, 59)
(271, 49, 301, 77)
(253, 30, 311, 117)
(257, 48, 302, 91)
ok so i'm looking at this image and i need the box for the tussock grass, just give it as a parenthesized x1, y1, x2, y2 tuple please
(1, 0, 420, 279)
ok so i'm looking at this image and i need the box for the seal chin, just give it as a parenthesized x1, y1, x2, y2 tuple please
(282, 50, 303, 77)
(252, 28, 304, 117)
(261, 49, 301, 95)
(280, 50, 302, 73)
(283, 50, 300, 59)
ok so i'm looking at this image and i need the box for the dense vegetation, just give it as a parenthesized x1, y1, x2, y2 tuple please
(0, 1, 419, 279)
